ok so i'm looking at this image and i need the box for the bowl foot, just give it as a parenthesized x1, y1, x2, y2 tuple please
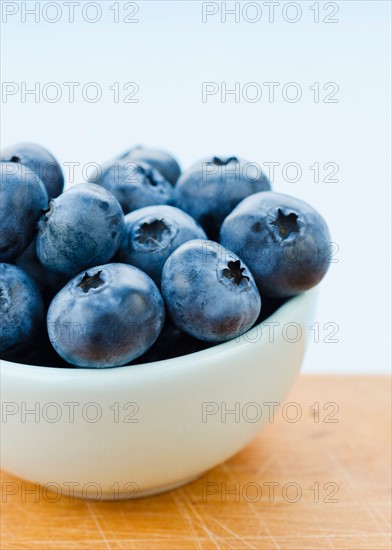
(67, 473, 205, 501)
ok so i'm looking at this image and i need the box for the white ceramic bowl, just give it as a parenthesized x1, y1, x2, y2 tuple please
(0, 290, 316, 500)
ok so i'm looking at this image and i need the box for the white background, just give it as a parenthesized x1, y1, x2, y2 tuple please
(1, 1, 391, 373)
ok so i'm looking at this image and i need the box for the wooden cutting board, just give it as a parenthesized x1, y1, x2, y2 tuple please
(1, 375, 391, 550)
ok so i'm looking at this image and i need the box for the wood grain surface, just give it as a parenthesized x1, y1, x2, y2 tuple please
(1, 375, 391, 550)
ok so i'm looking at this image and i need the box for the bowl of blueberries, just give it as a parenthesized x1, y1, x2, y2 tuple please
(0, 144, 330, 499)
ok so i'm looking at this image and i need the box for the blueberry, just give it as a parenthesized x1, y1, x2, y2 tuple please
(136, 319, 215, 364)
(161, 239, 261, 342)
(0, 162, 48, 261)
(1, 142, 64, 198)
(47, 263, 165, 368)
(7, 321, 73, 368)
(117, 205, 207, 286)
(94, 160, 174, 214)
(15, 238, 69, 306)
(220, 191, 331, 298)
(0, 263, 45, 357)
(174, 156, 271, 240)
(36, 183, 124, 277)
(119, 146, 181, 185)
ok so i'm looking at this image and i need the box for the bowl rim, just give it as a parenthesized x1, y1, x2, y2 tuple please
(0, 290, 315, 377)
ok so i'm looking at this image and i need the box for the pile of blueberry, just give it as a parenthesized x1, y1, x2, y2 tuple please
(0, 143, 331, 369)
